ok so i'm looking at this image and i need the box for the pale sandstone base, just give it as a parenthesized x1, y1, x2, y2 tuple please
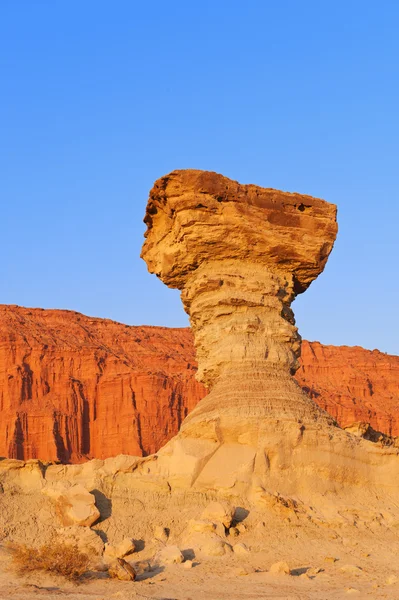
(1, 422, 398, 548)
(1, 462, 399, 600)
(1, 426, 399, 599)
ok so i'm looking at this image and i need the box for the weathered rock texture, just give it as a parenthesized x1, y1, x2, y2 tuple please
(141, 169, 399, 499)
(298, 341, 399, 437)
(0, 305, 203, 462)
(1, 304, 398, 463)
(141, 169, 338, 433)
(142, 170, 338, 389)
(0, 170, 399, 576)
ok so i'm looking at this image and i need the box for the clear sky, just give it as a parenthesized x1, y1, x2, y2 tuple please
(1, 1, 398, 355)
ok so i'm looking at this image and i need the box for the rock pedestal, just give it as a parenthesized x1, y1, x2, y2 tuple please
(141, 170, 399, 500)
(141, 170, 337, 435)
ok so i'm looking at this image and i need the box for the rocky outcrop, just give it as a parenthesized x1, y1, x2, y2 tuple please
(1, 304, 398, 463)
(141, 169, 399, 499)
(0, 304, 203, 462)
(141, 169, 338, 438)
(142, 169, 338, 389)
(0, 170, 399, 582)
(298, 341, 399, 436)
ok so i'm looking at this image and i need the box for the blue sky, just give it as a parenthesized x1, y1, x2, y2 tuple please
(1, 1, 398, 355)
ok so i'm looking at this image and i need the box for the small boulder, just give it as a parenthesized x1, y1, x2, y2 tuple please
(233, 543, 250, 556)
(104, 538, 136, 561)
(269, 561, 290, 575)
(229, 526, 239, 538)
(187, 520, 216, 534)
(156, 545, 184, 565)
(201, 502, 234, 529)
(153, 526, 169, 543)
(183, 559, 193, 569)
(108, 558, 136, 581)
(43, 484, 100, 527)
(340, 565, 363, 576)
(199, 537, 231, 557)
(117, 537, 136, 557)
(307, 566, 323, 577)
(181, 519, 232, 558)
(324, 556, 338, 563)
(214, 522, 227, 538)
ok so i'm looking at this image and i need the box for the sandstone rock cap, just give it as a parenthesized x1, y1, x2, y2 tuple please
(142, 169, 338, 293)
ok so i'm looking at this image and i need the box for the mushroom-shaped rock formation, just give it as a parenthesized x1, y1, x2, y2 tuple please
(0, 171, 399, 557)
(141, 169, 399, 502)
(142, 170, 337, 429)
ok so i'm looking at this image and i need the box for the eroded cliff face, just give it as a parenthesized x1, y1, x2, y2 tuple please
(1, 304, 398, 463)
(0, 304, 203, 462)
(298, 341, 399, 437)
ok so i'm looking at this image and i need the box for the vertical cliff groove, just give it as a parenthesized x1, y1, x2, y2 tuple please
(0, 304, 204, 462)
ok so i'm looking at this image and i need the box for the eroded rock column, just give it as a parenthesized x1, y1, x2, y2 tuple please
(141, 169, 338, 445)
(182, 260, 300, 387)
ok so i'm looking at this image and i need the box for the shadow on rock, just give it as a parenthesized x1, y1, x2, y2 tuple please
(91, 489, 112, 520)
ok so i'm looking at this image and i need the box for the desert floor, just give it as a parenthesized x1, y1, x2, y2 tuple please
(1, 543, 398, 600)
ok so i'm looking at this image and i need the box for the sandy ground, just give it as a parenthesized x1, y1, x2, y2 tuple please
(1, 543, 398, 600)
(1, 459, 399, 599)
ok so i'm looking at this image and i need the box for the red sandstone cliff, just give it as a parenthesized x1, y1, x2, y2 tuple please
(297, 341, 399, 437)
(1, 305, 398, 462)
(0, 305, 204, 462)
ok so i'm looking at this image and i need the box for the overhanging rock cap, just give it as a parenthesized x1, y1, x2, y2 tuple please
(141, 169, 338, 293)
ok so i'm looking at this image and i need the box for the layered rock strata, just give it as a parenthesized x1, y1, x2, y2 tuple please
(141, 169, 338, 436)
(142, 171, 338, 430)
(0, 305, 203, 462)
(297, 340, 399, 436)
(1, 310, 399, 463)
(1, 170, 399, 560)
(141, 169, 399, 500)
